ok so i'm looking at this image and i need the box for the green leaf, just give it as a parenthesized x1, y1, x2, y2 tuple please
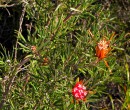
(16, 31, 26, 42)
(18, 42, 29, 50)
(0, 61, 4, 65)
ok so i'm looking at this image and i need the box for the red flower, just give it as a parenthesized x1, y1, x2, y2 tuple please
(72, 81, 88, 101)
(96, 38, 110, 60)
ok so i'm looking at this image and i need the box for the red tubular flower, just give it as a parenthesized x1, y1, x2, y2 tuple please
(96, 38, 110, 60)
(72, 81, 88, 101)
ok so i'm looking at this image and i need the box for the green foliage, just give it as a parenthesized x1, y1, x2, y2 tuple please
(0, 0, 130, 109)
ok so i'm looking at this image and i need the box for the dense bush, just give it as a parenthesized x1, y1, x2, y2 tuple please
(0, 0, 130, 109)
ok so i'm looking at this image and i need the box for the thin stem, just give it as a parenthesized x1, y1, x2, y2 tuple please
(14, 3, 26, 62)
(0, 57, 30, 109)
(104, 59, 112, 74)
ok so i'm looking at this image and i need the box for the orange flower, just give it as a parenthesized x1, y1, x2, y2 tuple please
(96, 38, 110, 60)
(31, 46, 37, 53)
(42, 57, 49, 65)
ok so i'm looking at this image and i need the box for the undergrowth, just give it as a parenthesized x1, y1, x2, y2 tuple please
(0, 0, 130, 110)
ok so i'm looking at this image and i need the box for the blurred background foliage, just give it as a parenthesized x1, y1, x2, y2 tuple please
(0, 0, 130, 109)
